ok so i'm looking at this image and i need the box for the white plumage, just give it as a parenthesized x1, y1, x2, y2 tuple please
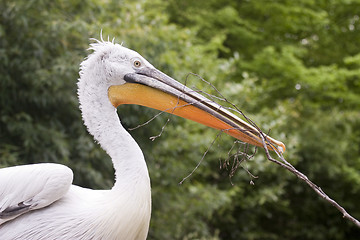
(0, 41, 151, 239)
(0, 164, 73, 225)
(0, 39, 285, 239)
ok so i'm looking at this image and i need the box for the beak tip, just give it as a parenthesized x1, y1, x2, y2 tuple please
(277, 142, 286, 153)
(278, 146, 284, 153)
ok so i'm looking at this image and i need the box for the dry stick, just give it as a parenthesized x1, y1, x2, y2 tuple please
(179, 130, 223, 185)
(129, 111, 165, 131)
(224, 141, 258, 183)
(131, 72, 360, 227)
(258, 132, 360, 228)
(179, 127, 258, 185)
(149, 118, 171, 141)
(128, 109, 171, 141)
(187, 72, 360, 227)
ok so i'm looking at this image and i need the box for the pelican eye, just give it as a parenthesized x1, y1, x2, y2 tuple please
(133, 60, 142, 68)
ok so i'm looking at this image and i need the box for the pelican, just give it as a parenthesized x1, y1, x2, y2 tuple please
(0, 39, 285, 239)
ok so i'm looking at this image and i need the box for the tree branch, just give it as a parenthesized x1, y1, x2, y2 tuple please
(258, 132, 360, 228)
(133, 72, 360, 228)
(186, 72, 360, 228)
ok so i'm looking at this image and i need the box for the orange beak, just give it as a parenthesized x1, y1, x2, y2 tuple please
(108, 67, 285, 153)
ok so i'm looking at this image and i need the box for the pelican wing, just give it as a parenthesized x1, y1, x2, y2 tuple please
(0, 163, 73, 225)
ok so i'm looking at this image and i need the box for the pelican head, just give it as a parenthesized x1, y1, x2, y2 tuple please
(79, 40, 285, 153)
(0, 39, 286, 240)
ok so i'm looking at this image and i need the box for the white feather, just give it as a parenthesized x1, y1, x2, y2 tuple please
(0, 41, 152, 239)
(0, 163, 73, 225)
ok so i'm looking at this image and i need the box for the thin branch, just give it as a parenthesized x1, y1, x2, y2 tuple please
(179, 131, 223, 185)
(149, 118, 171, 141)
(186, 72, 360, 227)
(222, 140, 258, 185)
(129, 111, 165, 131)
(257, 132, 360, 227)
(132, 72, 360, 227)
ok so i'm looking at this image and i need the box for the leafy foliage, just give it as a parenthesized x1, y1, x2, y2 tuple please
(1, 0, 359, 239)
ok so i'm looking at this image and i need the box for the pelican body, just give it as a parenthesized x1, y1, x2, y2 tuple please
(0, 40, 285, 239)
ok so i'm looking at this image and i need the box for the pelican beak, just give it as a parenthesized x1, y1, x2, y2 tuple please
(108, 67, 285, 153)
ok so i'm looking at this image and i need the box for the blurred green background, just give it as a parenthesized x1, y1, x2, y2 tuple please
(1, 0, 360, 239)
